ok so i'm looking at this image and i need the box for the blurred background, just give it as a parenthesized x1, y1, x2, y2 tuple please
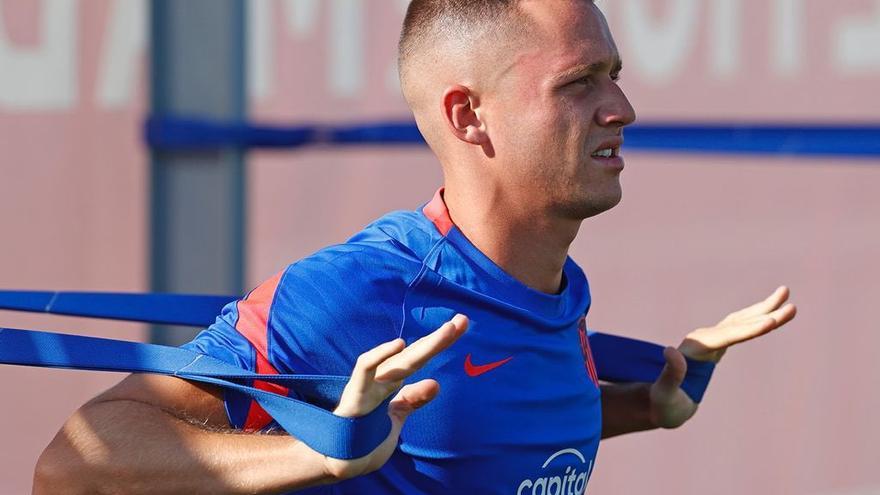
(1, 0, 878, 493)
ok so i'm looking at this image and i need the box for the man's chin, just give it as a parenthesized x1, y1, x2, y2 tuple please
(580, 184, 624, 218)
(588, 196, 622, 219)
(557, 193, 622, 221)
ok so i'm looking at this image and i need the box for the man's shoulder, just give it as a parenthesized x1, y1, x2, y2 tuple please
(275, 208, 440, 295)
(347, 208, 443, 259)
(261, 209, 440, 375)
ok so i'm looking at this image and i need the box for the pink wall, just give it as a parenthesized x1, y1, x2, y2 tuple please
(2, 1, 879, 493)
(0, 1, 148, 493)
(581, 155, 880, 494)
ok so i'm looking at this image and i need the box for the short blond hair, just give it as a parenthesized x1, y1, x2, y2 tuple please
(398, 1, 524, 82)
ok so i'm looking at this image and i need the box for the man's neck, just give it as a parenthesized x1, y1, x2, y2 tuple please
(443, 185, 581, 295)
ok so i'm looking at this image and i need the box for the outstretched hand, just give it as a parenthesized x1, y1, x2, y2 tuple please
(678, 286, 797, 363)
(648, 287, 797, 428)
(321, 314, 468, 482)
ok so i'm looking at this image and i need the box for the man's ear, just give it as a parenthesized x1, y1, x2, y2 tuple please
(441, 85, 489, 146)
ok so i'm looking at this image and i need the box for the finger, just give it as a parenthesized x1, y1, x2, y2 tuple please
(375, 314, 469, 382)
(708, 304, 797, 348)
(727, 286, 789, 322)
(653, 347, 687, 398)
(347, 338, 406, 392)
(732, 302, 798, 343)
(404, 314, 468, 360)
(767, 302, 797, 327)
(388, 379, 441, 423)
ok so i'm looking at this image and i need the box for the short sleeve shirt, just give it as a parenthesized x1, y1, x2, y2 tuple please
(183, 189, 602, 494)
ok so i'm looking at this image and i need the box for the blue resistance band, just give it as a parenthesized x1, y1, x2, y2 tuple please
(0, 290, 714, 420)
(0, 290, 235, 327)
(0, 327, 390, 460)
(589, 332, 715, 403)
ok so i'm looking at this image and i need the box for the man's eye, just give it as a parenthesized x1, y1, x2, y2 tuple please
(570, 73, 621, 87)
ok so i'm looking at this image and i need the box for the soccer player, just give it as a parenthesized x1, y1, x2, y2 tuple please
(34, 1, 796, 494)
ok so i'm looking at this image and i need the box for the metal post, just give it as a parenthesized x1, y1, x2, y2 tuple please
(149, 0, 246, 345)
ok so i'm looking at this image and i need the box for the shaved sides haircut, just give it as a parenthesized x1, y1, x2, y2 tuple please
(398, 1, 525, 89)
(399, 0, 521, 61)
(397, 0, 596, 103)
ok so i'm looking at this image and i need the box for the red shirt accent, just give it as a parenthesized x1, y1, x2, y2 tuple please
(423, 187, 454, 236)
(578, 317, 599, 387)
(464, 354, 514, 377)
(234, 271, 290, 431)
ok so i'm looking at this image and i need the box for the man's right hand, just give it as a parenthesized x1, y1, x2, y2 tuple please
(322, 314, 469, 482)
(34, 314, 468, 495)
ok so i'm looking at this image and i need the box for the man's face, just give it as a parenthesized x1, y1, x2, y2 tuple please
(482, 0, 636, 220)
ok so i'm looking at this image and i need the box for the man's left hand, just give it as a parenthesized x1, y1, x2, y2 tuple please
(648, 286, 797, 428)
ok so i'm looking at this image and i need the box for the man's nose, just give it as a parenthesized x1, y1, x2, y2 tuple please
(596, 84, 637, 128)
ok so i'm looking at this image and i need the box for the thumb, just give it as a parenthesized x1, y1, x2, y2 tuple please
(654, 347, 687, 397)
(388, 379, 440, 426)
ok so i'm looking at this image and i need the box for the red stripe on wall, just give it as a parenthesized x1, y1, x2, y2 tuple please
(234, 271, 291, 431)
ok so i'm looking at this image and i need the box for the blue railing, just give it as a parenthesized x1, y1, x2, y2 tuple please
(146, 115, 880, 157)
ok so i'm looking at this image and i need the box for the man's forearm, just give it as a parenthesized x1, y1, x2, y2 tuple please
(34, 399, 333, 495)
(599, 383, 656, 439)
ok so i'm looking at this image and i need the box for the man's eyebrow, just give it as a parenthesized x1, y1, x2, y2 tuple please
(550, 57, 624, 84)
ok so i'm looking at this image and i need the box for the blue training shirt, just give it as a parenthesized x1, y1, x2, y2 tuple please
(184, 188, 602, 494)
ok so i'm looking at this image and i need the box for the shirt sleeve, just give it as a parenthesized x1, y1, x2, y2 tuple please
(181, 243, 414, 431)
(181, 270, 287, 431)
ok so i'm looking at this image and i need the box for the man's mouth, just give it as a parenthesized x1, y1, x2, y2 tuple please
(590, 147, 619, 159)
(589, 136, 625, 166)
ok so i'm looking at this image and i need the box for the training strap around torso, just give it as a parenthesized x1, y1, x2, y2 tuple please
(589, 332, 715, 403)
(0, 290, 236, 327)
(0, 291, 715, 403)
(0, 327, 391, 460)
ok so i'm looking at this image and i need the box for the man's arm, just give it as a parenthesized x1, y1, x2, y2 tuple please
(34, 315, 469, 495)
(34, 374, 332, 495)
(598, 286, 797, 439)
(600, 346, 691, 439)
(599, 383, 652, 439)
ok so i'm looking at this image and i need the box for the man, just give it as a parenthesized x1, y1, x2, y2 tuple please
(34, 1, 796, 493)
